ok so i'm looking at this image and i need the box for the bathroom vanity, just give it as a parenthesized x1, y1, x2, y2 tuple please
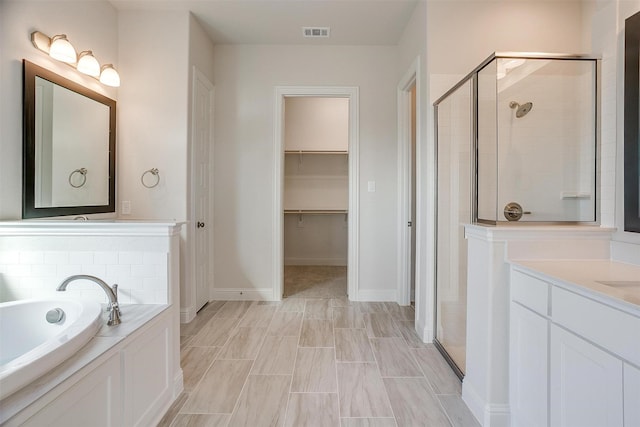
(509, 260, 640, 427)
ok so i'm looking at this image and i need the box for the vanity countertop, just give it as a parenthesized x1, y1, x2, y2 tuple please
(0, 304, 169, 424)
(511, 259, 640, 313)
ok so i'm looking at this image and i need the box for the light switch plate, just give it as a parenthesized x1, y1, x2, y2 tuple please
(121, 200, 131, 215)
(367, 181, 376, 192)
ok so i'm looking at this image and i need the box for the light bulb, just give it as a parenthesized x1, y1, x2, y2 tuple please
(49, 34, 77, 64)
(99, 64, 120, 87)
(77, 51, 100, 77)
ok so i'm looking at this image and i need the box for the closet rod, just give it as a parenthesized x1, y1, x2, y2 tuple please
(284, 209, 347, 214)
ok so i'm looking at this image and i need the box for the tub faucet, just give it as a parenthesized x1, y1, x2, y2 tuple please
(57, 275, 121, 326)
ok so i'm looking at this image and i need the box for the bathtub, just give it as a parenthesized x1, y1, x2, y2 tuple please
(0, 299, 102, 400)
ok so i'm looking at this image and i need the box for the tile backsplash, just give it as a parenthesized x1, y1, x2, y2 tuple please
(0, 250, 168, 304)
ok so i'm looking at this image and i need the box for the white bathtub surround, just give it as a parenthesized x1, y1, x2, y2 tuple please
(0, 221, 183, 426)
(0, 299, 102, 401)
(0, 305, 173, 425)
(462, 224, 615, 427)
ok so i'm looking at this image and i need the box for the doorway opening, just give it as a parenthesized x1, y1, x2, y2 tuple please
(273, 87, 359, 301)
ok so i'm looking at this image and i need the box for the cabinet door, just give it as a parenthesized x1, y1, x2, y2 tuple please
(22, 353, 122, 427)
(550, 325, 623, 427)
(625, 363, 640, 427)
(510, 302, 549, 427)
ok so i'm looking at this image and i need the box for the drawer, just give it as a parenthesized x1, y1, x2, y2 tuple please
(511, 269, 550, 316)
(552, 286, 640, 366)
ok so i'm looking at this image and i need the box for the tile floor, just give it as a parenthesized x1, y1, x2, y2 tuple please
(158, 298, 480, 427)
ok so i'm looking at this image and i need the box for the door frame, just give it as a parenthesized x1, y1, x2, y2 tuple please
(273, 86, 360, 301)
(186, 66, 214, 322)
(397, 58, 421, 307)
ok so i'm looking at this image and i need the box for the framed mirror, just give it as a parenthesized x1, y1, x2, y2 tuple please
(23, 60, 116, 218)
(625, 11, 640, 232)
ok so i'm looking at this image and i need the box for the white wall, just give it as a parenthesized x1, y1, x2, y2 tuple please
(591, 0, 640, 262)
(213, 44, 398, 299)
(0, 0, 118, 220)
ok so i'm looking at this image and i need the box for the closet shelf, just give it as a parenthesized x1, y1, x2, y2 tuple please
(285, 150, 348, 155)
(284, 209, 348, 215)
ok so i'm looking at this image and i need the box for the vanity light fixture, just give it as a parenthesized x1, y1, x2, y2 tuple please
(99, 64, 120, 87)
(76, 51, 100, 77)
(48, 34, 77, 63)
(30, 31, 120, 87)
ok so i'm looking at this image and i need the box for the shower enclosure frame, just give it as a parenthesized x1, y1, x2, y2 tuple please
(433, 52, 600, 379)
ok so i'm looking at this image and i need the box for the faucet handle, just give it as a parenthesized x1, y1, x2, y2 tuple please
(112, 283, 118, 300)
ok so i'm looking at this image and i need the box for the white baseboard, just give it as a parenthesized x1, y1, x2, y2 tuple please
(211, 288, 273, 301)
(284, 257, 347, 266)
(180, 306, 196, 324)
(356, 289, 397, 302)
(416, 317, 433, 343)
(462, 381, 510, 427)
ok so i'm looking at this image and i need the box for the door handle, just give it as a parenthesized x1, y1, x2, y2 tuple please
(197, 221, 205, 228)
(408, 221, 412, 227)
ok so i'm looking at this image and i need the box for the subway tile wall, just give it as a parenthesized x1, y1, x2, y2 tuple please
(0, 250, 168, 304)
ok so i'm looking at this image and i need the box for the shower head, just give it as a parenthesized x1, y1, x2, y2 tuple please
(509, 101, 533, 118)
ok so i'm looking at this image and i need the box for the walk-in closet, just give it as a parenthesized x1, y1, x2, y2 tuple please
(283, 97, 348, 298)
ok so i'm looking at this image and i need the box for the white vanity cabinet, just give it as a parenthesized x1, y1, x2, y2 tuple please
(509, 266, 640, 427)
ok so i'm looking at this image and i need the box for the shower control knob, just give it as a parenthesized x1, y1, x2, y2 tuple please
(197, 221, 205, 228)
(504, 202, 524, 221)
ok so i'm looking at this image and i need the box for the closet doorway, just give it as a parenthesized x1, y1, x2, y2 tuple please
(273, 87, 359, 301)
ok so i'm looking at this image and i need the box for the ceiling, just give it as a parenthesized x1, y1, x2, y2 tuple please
(109, 0, 419, 45)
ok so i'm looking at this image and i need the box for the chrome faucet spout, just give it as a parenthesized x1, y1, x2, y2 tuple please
(57, 274, 121, 326)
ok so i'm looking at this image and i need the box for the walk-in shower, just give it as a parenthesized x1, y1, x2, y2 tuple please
(433, 53, 598, 377)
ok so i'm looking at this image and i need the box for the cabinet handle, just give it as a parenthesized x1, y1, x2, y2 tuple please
(197, 221, 205, 228)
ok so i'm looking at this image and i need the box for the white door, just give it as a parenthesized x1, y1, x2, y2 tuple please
(192, 69, 214, 312)
(550, 324, 623, 427)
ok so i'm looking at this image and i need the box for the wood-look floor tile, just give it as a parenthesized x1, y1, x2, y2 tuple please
(217, 327, 266, 359)
(181, 335, 195, 350)
(371, 337, 422, 377)
(336, 362, 393, 417)
(182, 359, 252, 414)
(284, 393, 339, 427)
(170, 413, 230, 427)
(438, 395, 481, 427)
(364, 312, 400, 338)
(357, 302, 387, 313)
(181, 346, 220, 391)
(227, 375, 291, 427)
(412, 346, 461, 394)
(251, 336, 297, 375)
(334, 329, 375, 362)
(340, 418, 397, 427)
(383, 377, 452, 426)
(384, 303, 415, 321)
(330, 296, 352, 307)
(214, 301, 255, 319)
(181, 309, 217, 336)
(332, 307, 365, 328)
(299, 319, 334, 347)
(157, 392, 189, 427)
(267, 312, 303, 337)
(291, 347, 337, 392)
(304, 299, 332, 320)
(395, 320, 429, 348)
(238, 305, 276, 327)
(278, 298, 306, 312)
(191, 317, 239, 347)
(203, 301, 227, 313)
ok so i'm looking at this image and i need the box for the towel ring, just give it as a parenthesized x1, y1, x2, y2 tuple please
(68, 168, 87, 188)
(141, 168, 160, 188)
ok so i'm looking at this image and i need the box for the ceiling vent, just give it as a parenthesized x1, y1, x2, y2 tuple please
(302, 27, 330, 38)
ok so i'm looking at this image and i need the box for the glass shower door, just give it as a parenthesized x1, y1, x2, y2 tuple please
(435, 79, 472, 376)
